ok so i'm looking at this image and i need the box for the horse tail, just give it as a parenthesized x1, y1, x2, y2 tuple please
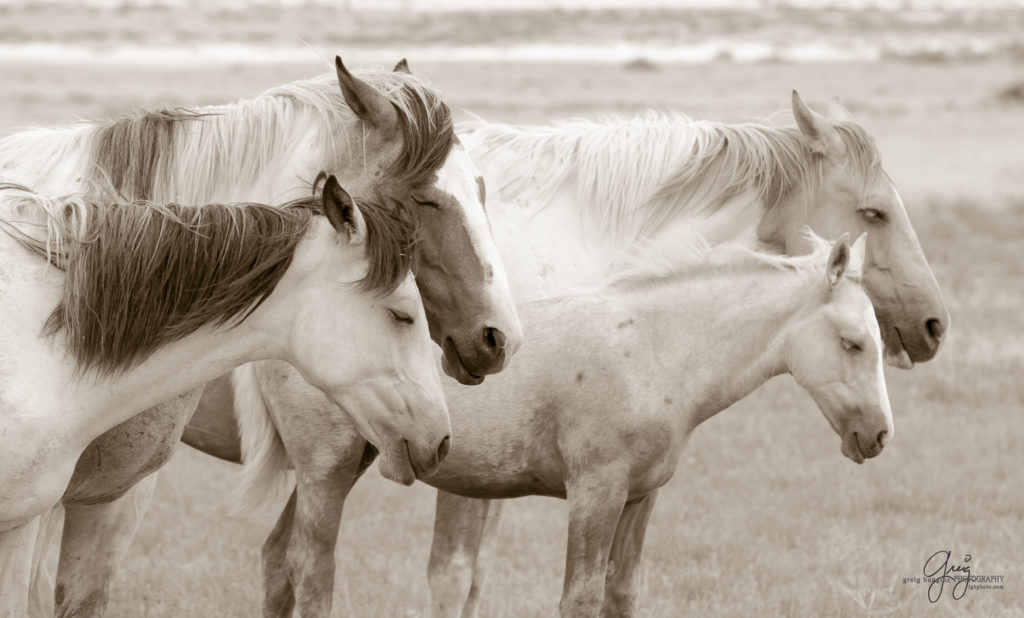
(235, 363, 291, 509)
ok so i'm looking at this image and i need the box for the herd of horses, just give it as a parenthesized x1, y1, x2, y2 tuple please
(0, 55, 948, 617)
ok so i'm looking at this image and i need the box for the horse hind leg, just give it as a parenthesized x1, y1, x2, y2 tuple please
(428, 492, 504, 618)
(53, 474, 158, 618)
(600, 489, 659, 618)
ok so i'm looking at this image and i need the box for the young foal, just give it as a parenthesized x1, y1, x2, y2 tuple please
(0, 178, 447, 616)
(243, 233, 891, 616)
(425, 233, 890, 617)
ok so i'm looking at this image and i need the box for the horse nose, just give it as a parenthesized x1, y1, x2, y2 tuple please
(877, 430, 889, 449)
(436, 435, 451, 465)
(483, 326, 506, 353)
(477, 326, 507, 365)
(924, 317, 946, 350)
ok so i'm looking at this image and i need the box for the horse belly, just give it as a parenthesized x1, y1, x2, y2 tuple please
(426, 466, 566, 500)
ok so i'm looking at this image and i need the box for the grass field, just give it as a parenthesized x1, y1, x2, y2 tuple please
(3, 33, 1024, 618)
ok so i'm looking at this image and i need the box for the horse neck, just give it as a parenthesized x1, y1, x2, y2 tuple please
(628, 268, 812, 430)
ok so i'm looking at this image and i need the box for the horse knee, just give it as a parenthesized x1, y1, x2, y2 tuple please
(428, 555, 476, 618)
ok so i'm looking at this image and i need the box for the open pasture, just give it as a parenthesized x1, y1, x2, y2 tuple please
(3, 51, 1022, 618)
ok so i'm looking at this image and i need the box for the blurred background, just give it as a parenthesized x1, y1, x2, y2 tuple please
(2, 1, 1022, 616)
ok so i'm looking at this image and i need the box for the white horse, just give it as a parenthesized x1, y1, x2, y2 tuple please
(1, 57, 522, 615)
(463, 92, 947, 366)
(422, 233, 891, 617)
(0, 178, 448, 616)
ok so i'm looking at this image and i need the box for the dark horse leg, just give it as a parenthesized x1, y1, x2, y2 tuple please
(51, 389, 203, 617)
(250, 360, 376, 618)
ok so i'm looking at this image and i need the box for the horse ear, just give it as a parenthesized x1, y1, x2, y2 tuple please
(826, 233, 852, 290)
(393, 58, 412, 74)
(335, 56, 398, 135)
(321, 175, 366, 246)
(846, 232, 867, 282)
(826, 96, 855, 122)
(792, 90, 843, 156)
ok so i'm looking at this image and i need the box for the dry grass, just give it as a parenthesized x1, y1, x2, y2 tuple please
(3, 54, 1022, 617)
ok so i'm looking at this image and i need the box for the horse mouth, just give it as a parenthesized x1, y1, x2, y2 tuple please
(441, 337, 485, 385)
(884, 327, 914, 370)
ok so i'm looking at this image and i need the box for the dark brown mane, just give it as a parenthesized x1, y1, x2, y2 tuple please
(387, 80, 457, 187)
(0, 184, 417, 375)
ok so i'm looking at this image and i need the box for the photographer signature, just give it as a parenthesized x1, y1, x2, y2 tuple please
(924, 550, 971, 602)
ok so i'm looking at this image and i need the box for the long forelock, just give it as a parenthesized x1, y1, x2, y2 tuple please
(459, 111, 883, 244)
(351, 194, 420, 297)
(363, 71, 456, 189)
(0, 184, 318, 375)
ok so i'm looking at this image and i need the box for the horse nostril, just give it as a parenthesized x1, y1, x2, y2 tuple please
(925, 318, 946, 345)
(436, 435, 451, 463)
(877, 430, 888, 448)
(482, 327, 507, 353)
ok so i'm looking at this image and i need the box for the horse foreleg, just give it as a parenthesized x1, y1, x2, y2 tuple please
(53, 474, 157, 618)
(428, 492, 503, 618)
(463, 496, 504, 616)
(285, 437, 366, 618)
(600, 490, 658, 618)
(560, 471, 629, 618)
(262, 489, 297, 618)
(0, 516, 42, 618)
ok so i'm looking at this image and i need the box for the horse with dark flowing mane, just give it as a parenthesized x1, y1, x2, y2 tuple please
(0, 177, 447, 616)
(0, 57, 520, 616)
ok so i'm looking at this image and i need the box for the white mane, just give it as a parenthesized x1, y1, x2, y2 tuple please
(460, 110, 879, 247)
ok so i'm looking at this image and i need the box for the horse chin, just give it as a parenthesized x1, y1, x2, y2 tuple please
(377, 444, 417, 486)
(840, 432, 866, 465)
(441, 337, 485, 386)
(883, 327, 915, 370)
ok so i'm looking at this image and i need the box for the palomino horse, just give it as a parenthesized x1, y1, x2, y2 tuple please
(241, 232, 892, 616)
(182, 92, 947, 614)
(0, 58, 520, 615)
(0, 178, 448, 617)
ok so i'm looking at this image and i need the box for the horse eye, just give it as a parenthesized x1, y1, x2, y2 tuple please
(389, 309, 415, 326)
(411, 195, 440, 209)
(860, 208, 886, 223)
(840, 337, 862, 353)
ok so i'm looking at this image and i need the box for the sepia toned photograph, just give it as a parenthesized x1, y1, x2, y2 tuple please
(0, 0, 1020, 616)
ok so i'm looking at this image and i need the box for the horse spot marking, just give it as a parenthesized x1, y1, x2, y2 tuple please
(623, 350, 631, 358)
(616, 318, 635, 329)
(664, 395, 673, 405)
(576, 372, 584, 383)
